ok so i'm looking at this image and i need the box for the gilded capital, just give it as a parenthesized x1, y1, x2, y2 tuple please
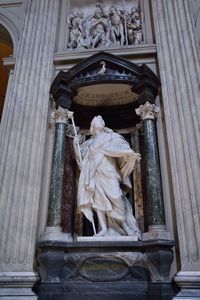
(135, 101, 159, 120)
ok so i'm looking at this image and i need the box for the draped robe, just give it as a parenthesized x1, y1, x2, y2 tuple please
(76, 129, 141, 238)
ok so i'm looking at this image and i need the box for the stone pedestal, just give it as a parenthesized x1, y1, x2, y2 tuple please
(0, 0, 59, 298)
(35, 240, 175, 300)
(152, 0, 200, 298)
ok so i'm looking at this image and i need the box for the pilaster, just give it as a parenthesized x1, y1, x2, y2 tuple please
(0, 0, 59, 298)
(152, 0, 200, 297)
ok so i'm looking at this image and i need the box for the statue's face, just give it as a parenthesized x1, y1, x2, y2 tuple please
(90, 116, 105, 135)
(131, 7, 137, 13)
(94, 8, 101, 19)
(110, 7, 116, 14)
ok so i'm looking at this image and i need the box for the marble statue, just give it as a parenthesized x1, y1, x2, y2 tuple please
(127, 7, 142, 45)
(67, 13, 84, 49)
(73, 115, 141, 239)
(90, 8, 110, 48)
(109, 4, 126, 46)
(97, 60, 106, 75)
(134, 29, 143, 45)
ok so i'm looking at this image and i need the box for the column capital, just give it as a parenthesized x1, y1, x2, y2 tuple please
(52, 106, 69, 124)
(135, 101, 159, 120)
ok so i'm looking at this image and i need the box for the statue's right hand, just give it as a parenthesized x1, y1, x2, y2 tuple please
(134, 153, 141, 161)
(73, 135, 80, 144)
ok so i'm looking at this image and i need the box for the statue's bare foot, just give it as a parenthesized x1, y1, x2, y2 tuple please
(94, 229, 107, 237)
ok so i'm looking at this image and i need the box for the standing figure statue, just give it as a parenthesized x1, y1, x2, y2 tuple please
(67, 13, 84, 49)
(109, 4, 126, 46)
(90, 8, 110, 48)
(127, 7, 142, 45)
(73, 116, 141, 239)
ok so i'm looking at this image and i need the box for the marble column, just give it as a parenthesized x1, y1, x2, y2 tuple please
(152, 0, 200, 298)
(61, 136, 76, 235)
(0, 0, 59, 298)
(136, 101, 170, 240)
(41, 107, 73, 241)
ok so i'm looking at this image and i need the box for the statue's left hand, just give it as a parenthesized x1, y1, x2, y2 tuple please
(134, 153, 141, 161)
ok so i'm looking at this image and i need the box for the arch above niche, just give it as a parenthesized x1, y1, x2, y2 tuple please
(0, 8, 20, 56)
(0, 23, 13, 121)
(51, 51, 160, 129)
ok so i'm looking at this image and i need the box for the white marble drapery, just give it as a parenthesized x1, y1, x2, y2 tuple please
(152, 0, 200, 297)
(0, 0, 59, 298)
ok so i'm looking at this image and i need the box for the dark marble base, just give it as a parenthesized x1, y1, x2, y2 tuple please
(35, 239, 175, 300)
(35, 282, 174, 300)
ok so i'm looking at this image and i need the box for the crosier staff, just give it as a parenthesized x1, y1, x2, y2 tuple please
(67, 111, 82, 164)
(67, 110, 97, 236)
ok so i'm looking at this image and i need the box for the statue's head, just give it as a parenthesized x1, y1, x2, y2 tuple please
(90, 115, 105, 135)
(110, 6, 116, 14)
(94, 8, 102, 18)
(131, 7, 137, 13)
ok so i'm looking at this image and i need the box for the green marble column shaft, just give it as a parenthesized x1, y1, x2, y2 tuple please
(136, 101, 166, 231)
(142, 118, 165, 227)
(47, 122, 67, 227)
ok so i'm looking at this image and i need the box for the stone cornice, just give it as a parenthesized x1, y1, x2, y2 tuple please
(3, 44, 157, 71)
(54, 44, 157, 65)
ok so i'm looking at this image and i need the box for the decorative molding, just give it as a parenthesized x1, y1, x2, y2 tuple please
(2, 44, 158, 71)
(54, 44, 157, 65)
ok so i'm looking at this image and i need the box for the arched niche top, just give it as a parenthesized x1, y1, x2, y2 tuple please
(0, 9, 20, 56)
(50, 52, 160, 129)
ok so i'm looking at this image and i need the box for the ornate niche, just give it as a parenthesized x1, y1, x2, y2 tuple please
(36, 52, 175, 300)
(49, 51, 162, 237)
(66, 0, 144, 51)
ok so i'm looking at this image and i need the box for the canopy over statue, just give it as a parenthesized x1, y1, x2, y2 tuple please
(73, 115, 141, 239)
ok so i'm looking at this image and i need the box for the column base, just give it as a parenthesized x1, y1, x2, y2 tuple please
(173, 271, 200, 299)
(40, 226, 73, 242)
(143, 225, 172, 240)
(0, 272, 38, 299)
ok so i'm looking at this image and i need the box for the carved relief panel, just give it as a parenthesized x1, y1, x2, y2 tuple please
(65, 0, 146, 51)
